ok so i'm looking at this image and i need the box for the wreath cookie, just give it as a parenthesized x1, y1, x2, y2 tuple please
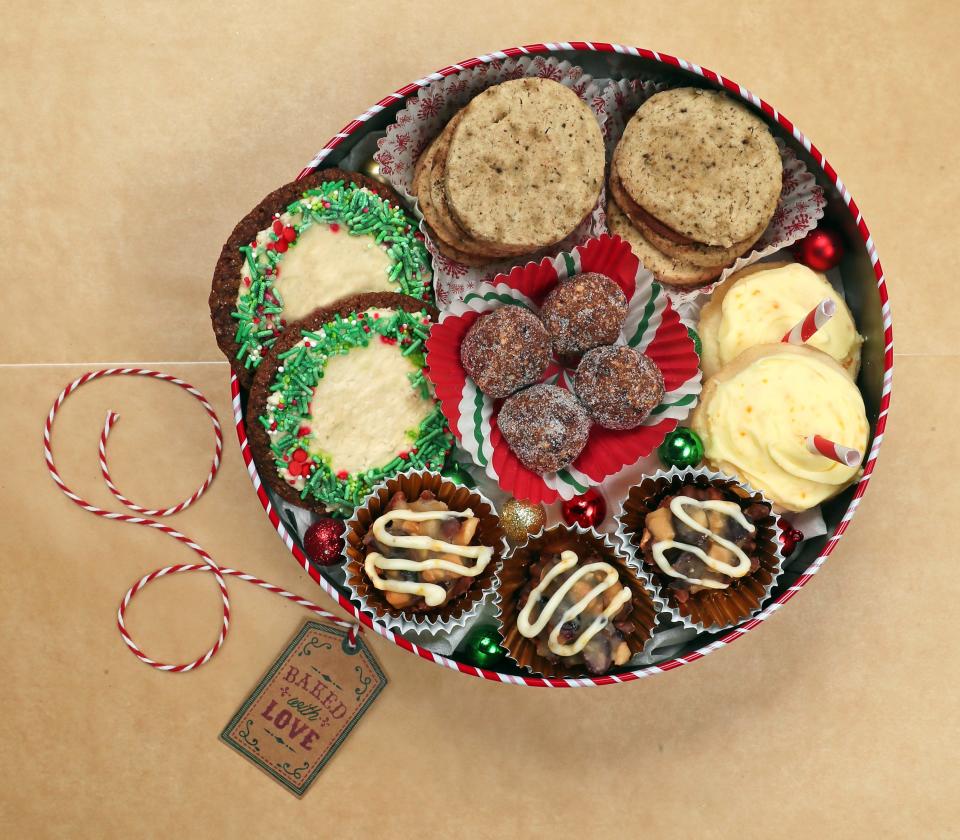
(210, 168, 433, 388)
(246, 292, 454, 516)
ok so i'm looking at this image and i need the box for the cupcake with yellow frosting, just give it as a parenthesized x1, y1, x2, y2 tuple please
(698, 262, 863, 379)
(690, 343, 869, 512)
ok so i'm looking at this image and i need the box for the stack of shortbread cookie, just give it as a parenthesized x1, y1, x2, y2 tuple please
(608, 88, 782, 287)
(413, 77, 605, 266)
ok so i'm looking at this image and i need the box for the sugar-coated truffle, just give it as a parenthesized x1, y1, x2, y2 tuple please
(574, 345, 665, 430)
(540, 272, 628, 357)
(460, 306, 551, 399)
(498, 384, 591, 473)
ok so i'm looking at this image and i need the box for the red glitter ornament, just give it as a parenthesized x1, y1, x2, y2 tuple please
(303, 518, 346, 566)
(792, 228, 844, 272)
(778, 521, 804, 558)
(561, 489, 606, 529)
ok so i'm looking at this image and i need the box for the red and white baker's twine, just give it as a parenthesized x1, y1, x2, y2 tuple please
(285, 43, 894, 686)
(44, 368, 359, 672)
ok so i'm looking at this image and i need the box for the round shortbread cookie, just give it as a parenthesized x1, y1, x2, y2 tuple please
(609, 162, 758, 269)
(411, 132, 436, 199)
(607, 198, 721, 288)
(423, 221, 494, 267)
(430, 115, 531, 259)
(444, 78, 604, 251)
(614, 88, 782, 248)
(418, 114, 490, 256)
(417, 114, 527, 262)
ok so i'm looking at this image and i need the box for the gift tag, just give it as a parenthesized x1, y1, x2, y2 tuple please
(221, 621, 386, 797)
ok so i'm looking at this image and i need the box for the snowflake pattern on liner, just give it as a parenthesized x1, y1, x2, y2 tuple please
(375, 55, 608, 306)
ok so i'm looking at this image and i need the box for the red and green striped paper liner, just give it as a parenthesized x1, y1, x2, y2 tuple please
(426, 234, 702, 503)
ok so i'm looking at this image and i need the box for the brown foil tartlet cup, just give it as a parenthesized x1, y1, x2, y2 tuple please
(495, 523, 658, 678)
(615, 468, 784, 632)
(344, 469, 505, 634)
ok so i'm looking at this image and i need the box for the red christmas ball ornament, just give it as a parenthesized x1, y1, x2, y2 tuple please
(792, 228, 844, 272)
(561, 489, 607, 529)
(778, 521, 804, 558)
(303, 518, 346, 566)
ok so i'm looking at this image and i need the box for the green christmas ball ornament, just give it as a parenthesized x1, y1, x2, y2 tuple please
(658, 427, 704, 469)
(687, 326, 702, 356)
(462, 625, 507, 669)
(440, 460, 476, 488)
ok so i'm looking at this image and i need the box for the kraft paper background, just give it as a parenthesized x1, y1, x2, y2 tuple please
(1, 1, 957, 837)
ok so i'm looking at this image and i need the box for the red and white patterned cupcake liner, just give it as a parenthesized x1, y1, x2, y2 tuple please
(375, 54, 608, 304)
(600, 77, 826, 307)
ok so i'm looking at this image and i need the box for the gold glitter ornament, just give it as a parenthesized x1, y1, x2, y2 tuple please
(500, 497, 546, 543)
(359, 157, 389, 185)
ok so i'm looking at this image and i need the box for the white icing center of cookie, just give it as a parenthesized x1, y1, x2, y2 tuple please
(364, 509, 493, 607)
(717, 263, 861, 372)
(304, 338, 431, 474)
(268, 223, 394, 320)
(650, 497, 754, 590)
(517, 551, 631, 658)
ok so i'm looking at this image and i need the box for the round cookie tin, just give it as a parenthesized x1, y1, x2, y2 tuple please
(230, 43, 892, 687)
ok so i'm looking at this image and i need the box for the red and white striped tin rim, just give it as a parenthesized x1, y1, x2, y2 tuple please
(238, 43, 893, 687)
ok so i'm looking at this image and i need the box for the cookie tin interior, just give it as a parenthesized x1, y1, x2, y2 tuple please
(233, 45, 890, 683)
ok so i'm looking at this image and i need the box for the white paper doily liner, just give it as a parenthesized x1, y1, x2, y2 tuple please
(375, 54, 609, 305)
(600, 77, 827, 307)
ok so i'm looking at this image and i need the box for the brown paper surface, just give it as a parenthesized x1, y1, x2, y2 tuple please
(2, 1, 959, 837)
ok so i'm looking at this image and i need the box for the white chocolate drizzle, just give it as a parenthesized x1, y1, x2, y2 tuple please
(517, 551, 632, 657)
(364, 509, 493, 607)
(651, 497, 755, 590)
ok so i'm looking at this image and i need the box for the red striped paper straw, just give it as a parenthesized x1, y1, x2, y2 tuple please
(806, 434, 862, 467)
(782, 298, 837, 344)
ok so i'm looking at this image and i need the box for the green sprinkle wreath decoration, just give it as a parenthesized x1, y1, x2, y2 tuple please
(232, 179, 432, 369)
(259, 308, 453, 514)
